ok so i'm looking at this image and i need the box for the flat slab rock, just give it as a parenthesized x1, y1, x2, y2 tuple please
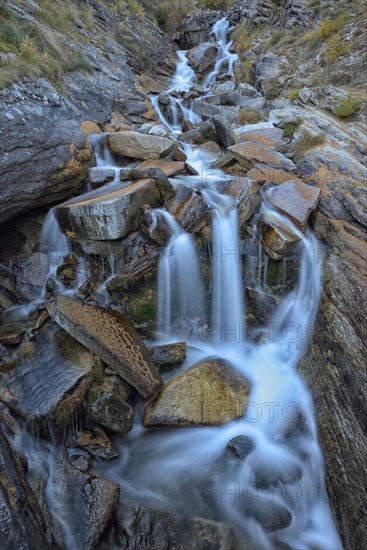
(106, 131, 175, 160)
(228, 140, 296, 172)
(47, 296, 162, 398)
(237, 127, 287, 151)
(136, 159, 197, 177)
(0, 322, 93, 429)
(143, 358, 251, 427)
(248, 163, 298, 185)
(267, 179, 321, 230)
(56, 179, 160, 240)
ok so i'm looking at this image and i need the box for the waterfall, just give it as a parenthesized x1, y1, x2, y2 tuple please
(90, 133, 121, 182)
(157, 210, 205, 338)
(204, 17, 238, 89)
(171, 50, 197, 91)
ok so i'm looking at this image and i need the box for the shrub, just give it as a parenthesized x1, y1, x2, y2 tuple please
(334, 94, 362, 118)
(325, 33, 350, 63)
(237, 108, 260, 125)
(293, 130, 326, 161)
(197, 0, 234, 9)
(283, 120, 301, 138)
(288, 89, 300, 101)
(267, 31, 285, 48)
(306, 12, 348, 42)
(308, 0, 321, 15)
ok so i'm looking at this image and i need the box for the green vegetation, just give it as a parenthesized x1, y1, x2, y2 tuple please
(0, 3, 94, 89)
(293, 130, 326, 161)
(197, 0, 234, 9)
(140, 0, 195, 33)
(267, 31, 285, 48)
(288, 89, 300, 101)
(325, 33, 350, 63)
(308, 0, 321, 15)
(334, 94, 362, 118)
(232, 23, 260, 54)
(283, 120, 302, 138)
(306, 13, 348, 41)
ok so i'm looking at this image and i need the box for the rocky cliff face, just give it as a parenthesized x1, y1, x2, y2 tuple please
(0, 0, 177, 223)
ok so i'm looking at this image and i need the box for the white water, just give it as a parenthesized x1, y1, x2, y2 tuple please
(6, 16, 342, 550)
(205, 18, 238, 89)
(157, 209, 205, 338)
(90, 133, 122, 183)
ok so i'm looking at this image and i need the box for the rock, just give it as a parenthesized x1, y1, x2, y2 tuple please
(128, 167, 174, 201)
(200, 141, 221, 154)
(0, 322, 94, 430)
(299, 212, 367, 550)
(191, 99, 238, 123)
(122, 508, 250, 549)
(86, 374, 134, 434)
(106, 132, 175, 160)
(168, 188, 210, 235)
(255, 53, 287, 97)
(69, 454, 92, 473)
(147, 342, 187, 368)
(239, 83, 262, 97)
(143, 358, 251, 428)
(257, 211, 302, 260)
(228, 141, 297, 172)
(248, 164, 298, 185)
(178, 119, 219, 146)
(88, 167, 115, 188)
(237, 128, 287, 151)
(136, 159, 195, 178)
(225, 178, 260, 229)
(298, 143, 367, 227)
(0, 427, 51, 548)
(148, 125, 167, 136)
(125, 288, 157, 327)
(47, 452, 119, 548)
(106, 250, 160, 296)
(141, 207, 173, 246)
(212, 115, 235, 148)
(75, 428, 118, 461)
(269, 108, 301, 128)
(234, 122, 275, 136)
(247, 500, 292, 532)
(187, 42, 218, 75)
(267, 180, 321, 231)
(226, 435, 255, 460)
(47, 296, 162, 398)
(246, 288, 281, 323)
(298, 87, 318, 105)
(56, 179, 160, 241)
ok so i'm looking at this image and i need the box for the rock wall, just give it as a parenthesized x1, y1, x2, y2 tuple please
(0, 1, 177, 224)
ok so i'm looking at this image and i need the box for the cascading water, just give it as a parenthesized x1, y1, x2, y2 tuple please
(157, 209, 205, 338)
(6, 15, 343, 550)
(90, 133, 122, 182)
(205, 18, 238, 90)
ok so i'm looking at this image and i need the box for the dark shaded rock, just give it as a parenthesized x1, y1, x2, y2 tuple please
(129, 166, 174, 201)
(187, 42, 218, 75)
(75, 428, 118, 461)
(257, 212, 301, 260)
(122, 508, 252, 550)
(86, 374, 134, 434)
(225, 178, 260, 229)
(226, 435, 255, 460)
(88, 167, 115, 188)
(147, 342, 187, 369)
(69, 454, 92, 473)
(212, 115, 235, 148)
(0, 428, 51, 548)
(0, 322, 94, 430)
(179, 119, 219, 145)
(141, 207, 173, 246)
(47, 296, 162, 398)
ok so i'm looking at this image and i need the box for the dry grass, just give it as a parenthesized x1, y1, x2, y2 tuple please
(237, 108, 260, 125)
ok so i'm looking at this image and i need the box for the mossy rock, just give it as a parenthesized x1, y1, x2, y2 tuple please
(126, 288, 156, 326)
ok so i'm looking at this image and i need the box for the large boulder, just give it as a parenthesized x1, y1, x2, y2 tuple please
(143, 358, 251, 427)
(225, 178, 260, 229)
(237, 127, 287, 151)
(191, 99, 238, 123)
(0, 322, 94, 430)
(267, 179, 321, 231)
(187, 42, 218, 75)
(47, 296, 162, 398)
(248, 164, 299, 185)
(56, 179, 160, 240)
(178, 120, 220, 146)
(106, 132, 175, 160)
(228, 141, 297, 172)
(212, 115, 235, 148)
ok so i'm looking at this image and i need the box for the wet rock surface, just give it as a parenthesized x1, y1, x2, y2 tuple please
(47, 296, 162, 398)
(106, 132, 176, 160)
(143, 358, 251, 428)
